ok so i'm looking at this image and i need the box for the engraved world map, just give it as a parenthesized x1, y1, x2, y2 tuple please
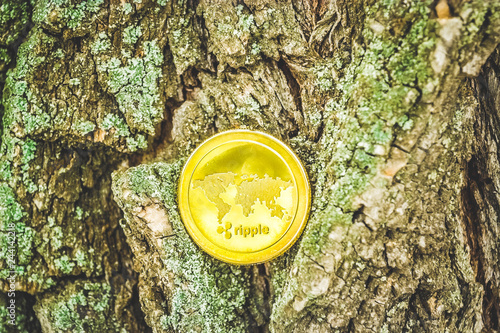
(192, 172, 295, 224)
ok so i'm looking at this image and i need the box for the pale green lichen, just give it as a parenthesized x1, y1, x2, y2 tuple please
(0, 48, 11, 65)
(27, 273, 56, 289)
(397, 115, 414, 131)
(99, 113, 130, 137)
(72, 120, 95, 135)
(0, 0, 30, 46)
(38, 281, 118, 333)
(300, 0, 436, 256)
(0, 158, 35, 276)
(113, 162, 250, 332)
(75, 206, 84, 220)
(51, 246, 95, 274)
(97, 40, 163, 135)
(91, 32, 111, 55)
(168, 15, 204, 74)
(121, 49, 132, 58)
(0, 183, 35, 278)
(313, 63, 336, 91)
(21, 139, 36, 167)
(236, 5, 254, 32)
(3, 28, 54, 136)
(32, 0, 104, 30)
(271, 2, 440, 325)
(122, 3, 133, 14)
(74, 250, 87, 267)
(21, 139, 38, 193)
(54, 49, 64, 58)
(0, 161, 11, 181)
(51, 226, 63, 250)
(0, 185, 23, 224)
(69, 78, 80, 86)
(250, 42, 261, 55)
(126, 134, 147, 152)
(235, 96, 261, 120)
(123, 25, 142, 44)
(54, 255, 75, 275)
(201, 3, 292, 69)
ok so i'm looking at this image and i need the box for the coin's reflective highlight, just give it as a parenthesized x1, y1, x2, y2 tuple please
(178, 130, 310, 265)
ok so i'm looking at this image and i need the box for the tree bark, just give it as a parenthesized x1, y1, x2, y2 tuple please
(1, 0, 500, 332)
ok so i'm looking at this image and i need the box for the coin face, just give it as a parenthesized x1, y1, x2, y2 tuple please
(178, 130, 311, 265)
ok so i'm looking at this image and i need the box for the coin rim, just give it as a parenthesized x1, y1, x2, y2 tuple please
(177, 129, 311, 265)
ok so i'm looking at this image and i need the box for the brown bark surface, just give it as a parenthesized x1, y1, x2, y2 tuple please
(0, 0, 499, 332)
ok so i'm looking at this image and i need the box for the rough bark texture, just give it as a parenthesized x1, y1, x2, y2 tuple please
(1, 0, 500, 332)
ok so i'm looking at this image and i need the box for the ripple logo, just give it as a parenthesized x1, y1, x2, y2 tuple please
(217, 222, 232, 239)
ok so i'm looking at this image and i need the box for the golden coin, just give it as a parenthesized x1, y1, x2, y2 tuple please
(178, 129, 311, 265)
